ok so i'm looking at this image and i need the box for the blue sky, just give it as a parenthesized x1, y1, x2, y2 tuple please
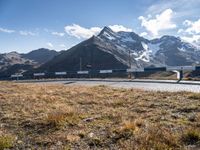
(0, 0, 200, 53)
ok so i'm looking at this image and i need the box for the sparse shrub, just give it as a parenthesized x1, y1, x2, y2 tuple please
(88, 137, 103, 147)
(182, 129, 200, 145)
(0, 136, 13, 150)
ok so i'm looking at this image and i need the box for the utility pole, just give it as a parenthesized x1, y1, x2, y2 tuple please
(129, 50, 131, 68)
(128, 50, 132, 79)
(79, 57, 82, 71)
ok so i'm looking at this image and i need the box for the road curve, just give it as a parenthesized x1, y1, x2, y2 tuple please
(16, 79, 200, 93)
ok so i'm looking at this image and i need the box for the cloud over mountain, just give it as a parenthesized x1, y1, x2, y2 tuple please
(64, 24, 133, 39)
(178, 18, 200, 45)
(64, 24, 101, 39)
(46, 42, 54, 48)
(138, 9, 176, 36)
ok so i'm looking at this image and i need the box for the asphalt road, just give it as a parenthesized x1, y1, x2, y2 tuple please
(16, 79, 200, 93)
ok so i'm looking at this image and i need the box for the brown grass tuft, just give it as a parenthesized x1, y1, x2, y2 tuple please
(46, 106, 79, 127)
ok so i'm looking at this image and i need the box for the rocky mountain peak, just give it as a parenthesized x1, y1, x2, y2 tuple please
(99, 26, 114, 35)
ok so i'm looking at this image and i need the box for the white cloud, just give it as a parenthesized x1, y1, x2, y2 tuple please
(52, 32, 65, 37)
(0, 27, 15, 33)
(64, 24, 101, 39)
(140, 32, 148, 37)
(59, 44, 67, 49)
(183, 20, 192, 26)
(108, 25, 133, 32)
(177, 29, 184, 34)
(147, 0, 200, 19)
(19, 31, 36, 36)
(64, 24, 133, 39)
(46, 42, 54, 48)
(138, 9, 176, 36)
(182, 35, 200, 44)
(183, 19, 200, 34)
(178, 19, 200, 45)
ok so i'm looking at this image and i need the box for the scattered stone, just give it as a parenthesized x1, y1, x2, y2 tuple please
(56, 141, 62, 146)
(88, 133, 94, 138)
(17, 140, 23, 144)
(0, 123, 6, 128)
(161, 116, 166, 120)
(188, 114, 196, 122)
(171, 113, 181, 119)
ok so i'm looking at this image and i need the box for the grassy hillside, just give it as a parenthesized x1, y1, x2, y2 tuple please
(0, 82, 199, 149)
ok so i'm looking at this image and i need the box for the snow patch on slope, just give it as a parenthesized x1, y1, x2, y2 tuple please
(121, 37, 136, 43)
(178, 47, 186, 52)
(102, 32, 116, 40)
(148, 43, 161, 56)
(135, 42, 150, 62)
(142, 42, 148, 50)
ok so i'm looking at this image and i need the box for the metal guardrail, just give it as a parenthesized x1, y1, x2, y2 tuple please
(9, 66, 200, 81)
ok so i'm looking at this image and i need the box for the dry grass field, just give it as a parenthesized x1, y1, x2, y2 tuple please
(0, 82, 199, 150)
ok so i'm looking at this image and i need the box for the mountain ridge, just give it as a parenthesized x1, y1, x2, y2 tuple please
(1, 26, 200, 76)
(35, 26, 200, 72)
(0, 48, 59, 77)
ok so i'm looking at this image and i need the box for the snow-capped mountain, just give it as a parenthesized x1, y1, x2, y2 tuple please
(96, 27, 200, 68)
(37, 26, 200, 72)
(96, 27, 161, 68)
